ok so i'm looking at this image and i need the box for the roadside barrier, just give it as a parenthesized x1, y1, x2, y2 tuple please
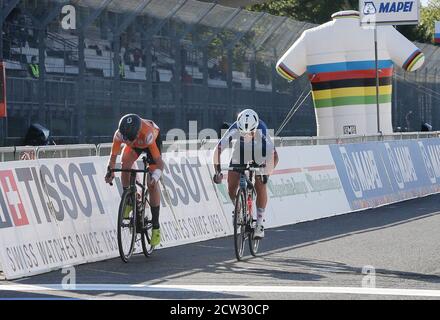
(0, 137, 439, 279)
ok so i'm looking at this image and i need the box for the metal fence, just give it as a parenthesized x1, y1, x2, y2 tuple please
(1, 131, 438, 161)
(1, 0, 440, 147)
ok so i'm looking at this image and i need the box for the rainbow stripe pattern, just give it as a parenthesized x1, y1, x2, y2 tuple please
(402, 49, 424, 71)
(277, 62, 299, 81)
(307, 60, 394, 109)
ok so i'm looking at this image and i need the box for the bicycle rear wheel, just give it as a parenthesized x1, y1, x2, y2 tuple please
(234, 189, 246, 261)
(141, 206, 155, 257)
(117, 189, 137, 263)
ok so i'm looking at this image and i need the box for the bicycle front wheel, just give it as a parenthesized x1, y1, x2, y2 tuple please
(117, 189, 137, 263)
(234, 189, 246, 261)
(249, 192, 260, 256)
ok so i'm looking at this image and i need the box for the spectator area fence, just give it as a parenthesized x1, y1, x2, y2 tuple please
(1, 0, 440, 147)
(1, 131, 439, 161)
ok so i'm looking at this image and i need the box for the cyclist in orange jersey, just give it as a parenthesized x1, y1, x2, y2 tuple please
(105, 114, 164, 246)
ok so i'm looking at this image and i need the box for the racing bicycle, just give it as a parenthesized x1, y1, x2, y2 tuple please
(107, 157, 155, 262)
(229, 162, 265, 261)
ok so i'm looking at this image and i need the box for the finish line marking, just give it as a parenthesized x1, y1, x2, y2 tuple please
(1, 284, 440, 297)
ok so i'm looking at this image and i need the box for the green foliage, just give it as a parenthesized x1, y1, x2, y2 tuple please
(249, 0, 440, 44)
(418, 0, 440, 43)
(248, 0, 359, 24)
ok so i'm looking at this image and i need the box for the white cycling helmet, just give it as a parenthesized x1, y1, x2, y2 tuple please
(237, 109, 259, 134)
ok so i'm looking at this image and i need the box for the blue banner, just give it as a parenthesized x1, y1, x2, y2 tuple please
(330, 138, 440, 210)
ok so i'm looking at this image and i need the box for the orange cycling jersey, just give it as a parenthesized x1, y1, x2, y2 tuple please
(111, 119, 161, 159)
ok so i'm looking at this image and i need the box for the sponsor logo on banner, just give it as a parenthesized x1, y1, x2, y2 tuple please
(0, 170, 29, 227)
(0, 160, 115, 279)
(384, 143, 418, 190)
(377, 1, 414, 13)
(331, 139, 440, 210)
(0, 162, 105, 230)
(338, 146, 383, 199)
(418, 139, 440, 184)
(360, 0, 419, 25)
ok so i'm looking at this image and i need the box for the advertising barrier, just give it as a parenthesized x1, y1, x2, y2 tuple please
(0, 159, 115, 279)
(330, 138, 440, 210)
(0, 138, 439, 279)
(0, 152, 231, 279)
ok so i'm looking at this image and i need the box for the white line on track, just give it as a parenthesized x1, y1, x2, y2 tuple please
(1, 284, 440, 297)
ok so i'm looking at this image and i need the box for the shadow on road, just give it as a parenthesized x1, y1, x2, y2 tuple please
(8, 194, 440, 299)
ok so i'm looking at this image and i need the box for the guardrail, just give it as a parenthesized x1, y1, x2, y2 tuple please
(0, 146, 38, 161)
(275, 132, 440, 147)
(36, 144, 97, 159)
(1, 131, 439, 161)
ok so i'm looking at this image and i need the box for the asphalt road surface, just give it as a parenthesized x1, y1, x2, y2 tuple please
(1, 194, 440, 300)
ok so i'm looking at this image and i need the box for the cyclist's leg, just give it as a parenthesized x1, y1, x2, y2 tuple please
(120, 146, 140, 218)
(147, 163, 161, 226)
(146, 139, 162, 246)
(228, 170, 241, 225)
(254, 177, 268, 238)
(121, 145, 139, 188)
(255, 177, 268, 210)
(227, 170, 240, 203)
(147, 166, 161, 246)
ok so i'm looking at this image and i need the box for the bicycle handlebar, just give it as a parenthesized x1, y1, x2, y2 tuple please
(226, 167, 265, 172)
(109, 168, 150, 173)
(225, 162, 266, 173)
(106, 167, 150, 186)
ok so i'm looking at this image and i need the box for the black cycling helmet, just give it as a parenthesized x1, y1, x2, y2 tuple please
(118, 114, 141, 142)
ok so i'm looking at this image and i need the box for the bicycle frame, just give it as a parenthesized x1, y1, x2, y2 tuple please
(110, 157, 151, 229)
(229, 163, 263, 260)
(108, 156, 156, 262)
(239, 170, 256, 221)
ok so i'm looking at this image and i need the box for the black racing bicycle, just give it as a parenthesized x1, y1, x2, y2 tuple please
(107, 156, 155, 262)
(230, 162, 265, 261)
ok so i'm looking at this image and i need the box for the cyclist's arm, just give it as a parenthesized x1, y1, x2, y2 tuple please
(260, 128, 278, 175)
(213, 126, 236, 173)
(108, 130, 123, 168)
(213, 144, 222, 173)
(265, 149, 279, 176)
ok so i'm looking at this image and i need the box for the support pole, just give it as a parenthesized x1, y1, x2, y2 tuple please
(374, 26, 381, 134)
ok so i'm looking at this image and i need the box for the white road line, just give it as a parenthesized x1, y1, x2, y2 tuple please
(1, 284, 440, 297)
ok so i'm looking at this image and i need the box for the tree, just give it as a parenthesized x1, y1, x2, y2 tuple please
(248, 0, 360, 24)
(417, 0, 440, 43)
(248, 0, 440, 44)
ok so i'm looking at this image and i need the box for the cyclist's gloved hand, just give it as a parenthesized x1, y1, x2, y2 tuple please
(148, 169, 162, 188)
(105, 166, 115, 185)
(261, 175, 269, 185)
(256, 162, 266, 168)
(213, 172, 223, 184)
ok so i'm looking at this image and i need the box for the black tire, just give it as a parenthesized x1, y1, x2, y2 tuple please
(249, 191, 260, 256)
(117, 189, 136, 263)
(234, 189, 246, 261)
(141, 206, 155, 257)
(249, 227, 260, 256)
